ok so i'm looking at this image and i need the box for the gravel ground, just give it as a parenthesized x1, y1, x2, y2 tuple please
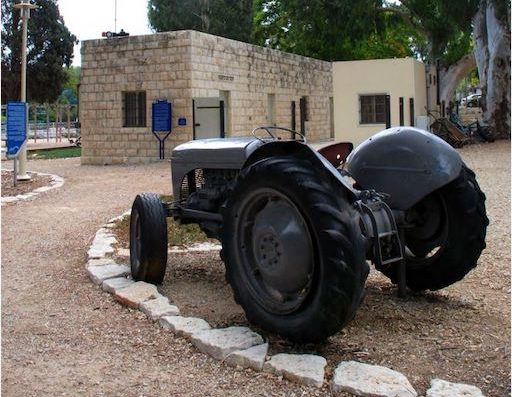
(2, 140, 510, 396)
(1, 171, 53, 197)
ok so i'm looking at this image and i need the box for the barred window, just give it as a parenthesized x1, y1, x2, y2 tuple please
(123, 91, 146, 127)
(360, 94, 386, 124)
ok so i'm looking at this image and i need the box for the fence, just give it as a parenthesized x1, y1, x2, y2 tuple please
(1, 103, 80, 143)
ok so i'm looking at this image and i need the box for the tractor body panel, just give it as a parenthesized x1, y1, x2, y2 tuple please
(171, 137, 264, 202)
(346, 127, 462, 210)
(243, 140, 359, 199)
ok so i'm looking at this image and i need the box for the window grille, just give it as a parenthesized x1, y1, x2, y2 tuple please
(123, 91, 146, 127)
(360, 94, 386, 124)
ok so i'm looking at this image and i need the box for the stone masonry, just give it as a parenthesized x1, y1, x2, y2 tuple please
(80, 30, 333, 164)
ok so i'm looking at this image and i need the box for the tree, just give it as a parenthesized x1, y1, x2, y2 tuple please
(392, 0, 510, 137)
(473, 0, 510, 138)
(1, 0, 77, 104)
(60, 66, 80, 104)
(252, 0, 417, 61)
(148, 0, 253, 43)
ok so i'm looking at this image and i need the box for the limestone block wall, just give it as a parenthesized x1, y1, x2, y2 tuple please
(80, 30, 332, 164)
(189, 31, 333, 142)
(81, 31, 194, 164)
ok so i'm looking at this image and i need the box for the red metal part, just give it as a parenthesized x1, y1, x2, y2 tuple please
(317, 142, 354, 168)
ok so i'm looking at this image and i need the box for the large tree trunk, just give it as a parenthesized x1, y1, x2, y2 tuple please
(439, 53, 477, 106)
(473, 0, 511, 138)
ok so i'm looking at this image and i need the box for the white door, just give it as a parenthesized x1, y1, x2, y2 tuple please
(193, 98, 224, 139)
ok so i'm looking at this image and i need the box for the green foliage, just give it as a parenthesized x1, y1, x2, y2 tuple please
(252, 0, 415, 61)
(148, 0, 253, 42)
(28, 147, 81, 159)
(1, 0, 77, 104)
(390, 0, 479, 64)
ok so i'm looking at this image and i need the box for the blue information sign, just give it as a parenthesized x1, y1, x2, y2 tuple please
(6, 102, 28, 157)
(178, 117, 187, 126)
(152, 100, 172, 132)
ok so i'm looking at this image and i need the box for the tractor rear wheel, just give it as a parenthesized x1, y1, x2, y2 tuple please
(221, 157, 368, 343)
(380, 165, 488, 291)
(130, 192, 168, 284)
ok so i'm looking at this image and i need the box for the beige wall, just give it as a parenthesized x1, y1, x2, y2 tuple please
(80, 30, 332, 165)
(332, 58, 427, 146)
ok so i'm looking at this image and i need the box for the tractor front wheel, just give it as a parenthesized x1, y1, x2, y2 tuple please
(221, 157, 368, 343)
(130, 192, 168, 284)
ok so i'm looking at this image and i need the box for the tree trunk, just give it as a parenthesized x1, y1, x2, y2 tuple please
(473, 0, 511, 138)
(439, 53, 477, 107)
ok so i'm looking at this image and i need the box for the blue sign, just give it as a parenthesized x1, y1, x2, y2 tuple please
(178, 117, 187, 126)
(152, 100, 172, 133)
(6, 102, 28, 156)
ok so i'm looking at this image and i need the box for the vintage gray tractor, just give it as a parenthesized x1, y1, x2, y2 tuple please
(129, 126, 488, 343)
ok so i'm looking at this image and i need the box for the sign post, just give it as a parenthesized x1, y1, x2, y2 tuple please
(152, 100, 172, 160)
(14, 0, 37, 181)
(6, 101, 28, 186)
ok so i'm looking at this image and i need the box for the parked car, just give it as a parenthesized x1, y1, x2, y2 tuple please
(461, 93, 481, 107)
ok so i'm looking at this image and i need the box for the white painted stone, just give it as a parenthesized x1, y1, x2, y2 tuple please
(225, 343, 268, 371)
(116, 248, 130, 257)
(332, 361, 417, 397)
(87, 245, 115, 259)
(87, 264, 130, 285)
(113, 281, 160, 308)
(86, 258, 117, 268)
(264, 353, 326, 388)
(169, 242, 222, 253)
(101, 277, 135, 293)
(191, 326, 264, 361)
(160, 316, 211, 338)
(1, 197, 18, 203)
(427, 379, 483, 397)
(33, 186, 53, 193)
(139, 296, 180, 321)
(92, 229, 117, 247)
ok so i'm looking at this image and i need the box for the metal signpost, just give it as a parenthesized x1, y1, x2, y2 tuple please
(14, 0, 37, 181)
(152, 100, 172, 160)
(6, 102, 28, 186)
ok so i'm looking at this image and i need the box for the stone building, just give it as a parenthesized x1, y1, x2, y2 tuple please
(80, 30, 333, 164)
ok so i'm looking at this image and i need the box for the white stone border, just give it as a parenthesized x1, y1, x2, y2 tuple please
(85, 211, 484, 396)
(1, 170, 64, 206)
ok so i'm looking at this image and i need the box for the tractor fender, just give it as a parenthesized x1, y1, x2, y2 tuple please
(345, 127, 462, 211)
(243, 140, 358, 200)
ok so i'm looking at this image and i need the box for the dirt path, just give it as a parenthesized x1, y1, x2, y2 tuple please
(2, 141, 510, 396)
(1, 158, 320, 396)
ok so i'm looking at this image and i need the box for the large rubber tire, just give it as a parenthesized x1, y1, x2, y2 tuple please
(380, 165, 488, 291)
(130, 192, 168, 284)
(221, 157, 368, 343)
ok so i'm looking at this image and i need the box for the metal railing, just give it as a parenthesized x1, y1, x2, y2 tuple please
(1, 103, 80, 143)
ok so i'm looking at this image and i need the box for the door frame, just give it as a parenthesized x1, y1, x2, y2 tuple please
(192, 98, 225, 140)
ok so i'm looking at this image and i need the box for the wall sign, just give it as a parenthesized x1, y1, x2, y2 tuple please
(6, 102, 28, 157)
(178, 117, 187, 126)
(152, 100, 172, 133)
(151, 100, 172, 160)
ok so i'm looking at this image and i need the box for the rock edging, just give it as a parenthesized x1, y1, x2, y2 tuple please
(85, 210, 484, 396)
(1, 171, 64, 206)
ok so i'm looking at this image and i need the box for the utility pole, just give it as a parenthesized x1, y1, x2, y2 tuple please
(14, 0, 37, 181)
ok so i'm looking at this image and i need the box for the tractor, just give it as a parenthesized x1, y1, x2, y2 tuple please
(129, 126, 488, 343)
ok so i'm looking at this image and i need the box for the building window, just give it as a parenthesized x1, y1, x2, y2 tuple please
(123, 91, 146, 127)
(359, 94, 386, 124)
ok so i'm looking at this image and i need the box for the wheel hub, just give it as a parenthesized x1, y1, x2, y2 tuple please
(256, 230, 282, 270)
(250, 198, 313, 296)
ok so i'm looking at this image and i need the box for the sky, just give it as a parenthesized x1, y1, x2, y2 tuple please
(58, 0, 153, 66)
